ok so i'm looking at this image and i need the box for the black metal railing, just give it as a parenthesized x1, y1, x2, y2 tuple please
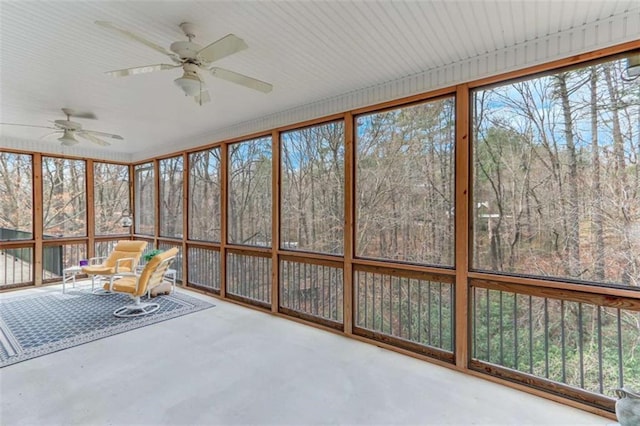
(354, 267, 455, 359)
(471, 285, 640, 407)
(0, 246, 34, 287)
(226, 251, 271, 305)
(280, 259, 343, 325)
(188, 246, 221, 292)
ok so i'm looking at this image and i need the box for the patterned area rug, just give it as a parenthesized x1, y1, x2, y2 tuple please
(0, 289, 214, 367)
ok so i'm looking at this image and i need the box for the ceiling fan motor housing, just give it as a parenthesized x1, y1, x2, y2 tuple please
(170, 41, 203, 60)
(54, 119, 82, 131)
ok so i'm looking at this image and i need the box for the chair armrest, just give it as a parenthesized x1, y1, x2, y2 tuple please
(114, 257, 138, 273)
(88, 256, 107, 265)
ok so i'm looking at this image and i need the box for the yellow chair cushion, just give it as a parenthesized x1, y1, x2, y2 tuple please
(108, 247, 179, 297)
(82, 240, 147, 275)
(106, 276, 138, 293)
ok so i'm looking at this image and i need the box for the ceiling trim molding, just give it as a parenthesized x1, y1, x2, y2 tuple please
(1, 136, 132, 163)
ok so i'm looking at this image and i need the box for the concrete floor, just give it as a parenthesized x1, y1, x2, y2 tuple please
(0, 283, 612, 426)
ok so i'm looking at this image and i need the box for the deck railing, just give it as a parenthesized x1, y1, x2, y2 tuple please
(279, 257, 343, 327)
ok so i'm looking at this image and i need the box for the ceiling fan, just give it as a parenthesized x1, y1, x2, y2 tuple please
(96, 21, 273, 105)
(0, 108, 124, 146)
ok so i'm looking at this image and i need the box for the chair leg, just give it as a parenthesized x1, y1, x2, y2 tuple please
(92, 275, 114, 295)
(113, 296, 160, 318)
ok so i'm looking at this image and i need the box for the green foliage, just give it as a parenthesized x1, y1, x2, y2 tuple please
(142, 249, 163, 262)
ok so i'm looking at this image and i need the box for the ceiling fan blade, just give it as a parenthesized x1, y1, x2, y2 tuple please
(0, 123, 58, 130)
(105, 63, 179, 78)
(77, 132, 110, 146)
(197, 34, 248, 63)
(95, 21, 180, 62)
(194, 90, 211, 106)
(40, 131, 63, 139)
(61, 108, 96, 119)
(82, 130, 124, 140)
(208, 67, 273, 93)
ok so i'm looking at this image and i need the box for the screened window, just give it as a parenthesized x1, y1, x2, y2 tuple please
(159, 156, 183, 238)
(472, 55, 640, 286)
(134, 162, 155, 235)
(94, 162, 130, 235)
(189, 148, 221, 242)
(355, 97, 455, 266)
(42, 157, 86, 238)
(281, 121, 344, 254)
(0, 152, 33, 240)
(228, 137, 272, 247)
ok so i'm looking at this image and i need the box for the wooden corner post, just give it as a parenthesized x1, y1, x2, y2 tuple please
(455, 84, 470, 369)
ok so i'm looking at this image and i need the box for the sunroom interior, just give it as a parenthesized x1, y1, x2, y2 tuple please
(1, 1, 639, 424)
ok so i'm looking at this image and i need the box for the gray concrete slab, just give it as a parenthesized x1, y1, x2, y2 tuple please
(0, 283, 611, 425)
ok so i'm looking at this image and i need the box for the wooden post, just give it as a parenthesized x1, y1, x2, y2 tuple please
(220, 143, 228, 297)
(343, 113, 354, 335)
(182, 152, 189, 286)
(86, 159, 95, 260)
(455, 84, 470, 369)
(271, 130, 280, 313)
(33, 153, 43, 286)
(153, 159, 160, 248)
(128, 163, 135, 239)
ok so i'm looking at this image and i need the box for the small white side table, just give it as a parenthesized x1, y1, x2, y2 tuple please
(62, 266, 83, 293)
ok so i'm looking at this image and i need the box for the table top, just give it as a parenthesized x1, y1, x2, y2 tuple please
(63, 266, 83, 273)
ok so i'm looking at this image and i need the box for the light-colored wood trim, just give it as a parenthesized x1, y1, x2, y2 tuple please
(33, 153, 43, 286)
(185, 240, 222, 250)
(220, 143, 228, 298)
(351, 87, 457, 116)
(471, 278, 640, 311)
(271, 130, 280, 313)
(454, 83, 470, 369)
(226, 246, 272, 257)
(343, 112, 354, 335)
(468, 271, 640, 300)
(469, 40, 640, 89)
(86, 159, 95, 260)
(276, 249, 344, 265)
(353, 258, 456, 278)
(279, 253, 343, 269)
(41, 237, 89, 246)
(353, 262, 455, 284)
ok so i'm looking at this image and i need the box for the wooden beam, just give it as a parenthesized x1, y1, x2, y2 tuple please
(471, 279, 640, 311)
(86, 159, 95, 260)
(33, 153, 43, 286)
(220, 143, 228, 297)
(271, 130, 280, 313)
(343, 112, 354, 335)
(182, 152, 189, 287)
(153, 159, 160, 248)
(454, 83, 470, 369)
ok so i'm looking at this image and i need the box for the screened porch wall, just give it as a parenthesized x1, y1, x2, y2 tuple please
(2, 42, 640, 419)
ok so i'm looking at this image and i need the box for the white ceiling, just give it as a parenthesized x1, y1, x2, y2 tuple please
(1, 1, 639, 162)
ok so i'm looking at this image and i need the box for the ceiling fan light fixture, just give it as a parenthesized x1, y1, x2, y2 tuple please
(58, 130, 79, 146)
(174, 73, 201, 96)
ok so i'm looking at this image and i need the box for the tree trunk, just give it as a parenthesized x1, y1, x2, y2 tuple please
(555, 73, 581, 278)
(590, 68, 605, 281)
